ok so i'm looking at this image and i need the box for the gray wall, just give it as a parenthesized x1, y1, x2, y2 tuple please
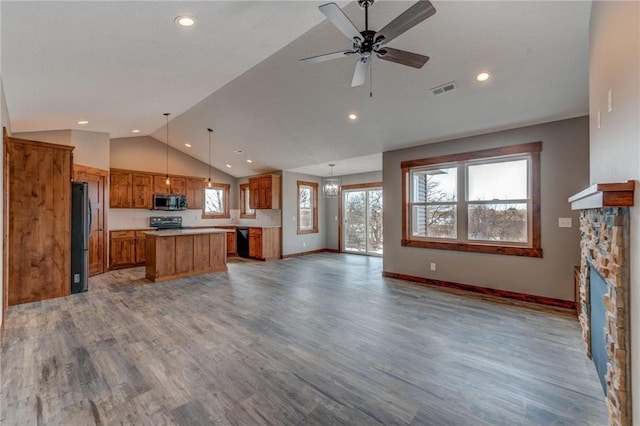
(589, 1, 639, 420)
(325, 171, 383, 251)
(282, 171, 325, 255)
(14, 129, 110, 171)
(111, 135, 238, 207)
(383, 116, 589, 301)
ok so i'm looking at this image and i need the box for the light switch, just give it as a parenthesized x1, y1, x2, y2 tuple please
(559, 218, 572, 228)
(608, 89, 613, 112)
(292, 216, 296, 222)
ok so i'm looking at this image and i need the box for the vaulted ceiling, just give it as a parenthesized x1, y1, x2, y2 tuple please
(2, 1, 591, 177)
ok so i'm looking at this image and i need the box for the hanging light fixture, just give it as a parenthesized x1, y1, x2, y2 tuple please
(207, 128, 213, 188)
(163, 113, 171, 186)
(323, 163, 341, 198)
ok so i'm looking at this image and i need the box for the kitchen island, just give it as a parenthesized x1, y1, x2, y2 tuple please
(144, 228, 228, 282)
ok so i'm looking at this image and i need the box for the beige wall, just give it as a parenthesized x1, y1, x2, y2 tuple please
(383, 116, 589, 301)
(13, 129, 110, 171)
(589, 1, 640, 421)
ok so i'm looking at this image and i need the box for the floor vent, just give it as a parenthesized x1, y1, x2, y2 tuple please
(431, 81, 456, 95)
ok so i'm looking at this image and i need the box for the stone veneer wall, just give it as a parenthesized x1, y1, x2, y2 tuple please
(578, 207, 631, 426)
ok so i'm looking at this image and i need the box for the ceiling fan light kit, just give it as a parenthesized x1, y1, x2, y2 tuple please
(300, 0, 436, 88)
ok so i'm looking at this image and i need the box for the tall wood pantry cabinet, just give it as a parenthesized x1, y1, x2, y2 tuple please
(6, 136, 73, 305)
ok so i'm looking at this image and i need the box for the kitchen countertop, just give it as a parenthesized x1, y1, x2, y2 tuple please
(144, 228, 229, 237)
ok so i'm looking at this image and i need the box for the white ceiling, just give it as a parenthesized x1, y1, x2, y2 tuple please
(2, 1, 591, 178)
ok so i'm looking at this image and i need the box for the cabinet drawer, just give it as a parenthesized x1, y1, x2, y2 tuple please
(111, 230, 135, 239)
(249, 228, 262, 236)
(135, 231, 148, 239)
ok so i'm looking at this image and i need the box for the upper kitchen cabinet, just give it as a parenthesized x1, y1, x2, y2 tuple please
(249, 174, 280, 210)
(186, 178, 204, 210)
(110, 169, 133, 208)
(132, 172, 153, 209)
(153, 175, 171, 194)
(169, 177, 186, 195)
(7, 136, 73, 305)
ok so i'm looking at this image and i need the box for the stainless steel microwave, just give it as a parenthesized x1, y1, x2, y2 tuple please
(153, 193, 187, 211)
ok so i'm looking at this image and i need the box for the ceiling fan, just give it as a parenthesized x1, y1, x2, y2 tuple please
(300, 0, 436, 87)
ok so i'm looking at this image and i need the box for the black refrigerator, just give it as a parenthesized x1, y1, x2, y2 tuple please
(71, 181, 90, 293)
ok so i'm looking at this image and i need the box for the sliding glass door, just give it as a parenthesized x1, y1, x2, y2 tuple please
(343, 187, 383, 256)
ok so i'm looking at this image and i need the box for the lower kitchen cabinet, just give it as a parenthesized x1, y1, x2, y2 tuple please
(110, 230, 148, 269)
(248, 227, 280, 261)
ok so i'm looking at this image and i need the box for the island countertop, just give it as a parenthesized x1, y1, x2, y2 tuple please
(144, 228, 229, 237)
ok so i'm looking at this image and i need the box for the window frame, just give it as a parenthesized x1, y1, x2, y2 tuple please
(297, 180, 319, 235)
(401, 142, 542, 257)
(239, 183, 256, 219)
(202, 182, 230, 219)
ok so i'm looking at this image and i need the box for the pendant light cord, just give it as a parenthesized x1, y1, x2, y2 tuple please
(164, 113, 170, 182)
(207, 128, 213, 185)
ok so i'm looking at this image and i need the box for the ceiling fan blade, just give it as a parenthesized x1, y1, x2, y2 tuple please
(300, 50, 354, 64)
(351, 57, 370, 87)
(319, 3, 362, 42)
(377, 47, 429, 69)
(377, 0, 436, 45)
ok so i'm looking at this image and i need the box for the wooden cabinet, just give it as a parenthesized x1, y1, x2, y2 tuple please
(215, 226, 237, 256)
(135, 231, 147, 264)
(248, 227, 281, 261)
(110, 170, 133, 208)
(132, 173, 153, 209)
(153, 175, 171, 194)
(110, 230, 150, 269)
(7, 137, 73, 305)
(110, 168, 208, 209)
(186, 178, 204, 210)
(248, 174, 280, 209)
(110, 231, 137, 269)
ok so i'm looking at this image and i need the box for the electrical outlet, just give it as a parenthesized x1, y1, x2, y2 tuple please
(292, 216, 296, 222)
(335, 216, 338, 221)
(608, 89, 613, 112)
(559, 218, 572, 228)
(430, 263, 436, 271)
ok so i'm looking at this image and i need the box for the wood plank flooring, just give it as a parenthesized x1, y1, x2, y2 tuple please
(1, 253, 607, 425)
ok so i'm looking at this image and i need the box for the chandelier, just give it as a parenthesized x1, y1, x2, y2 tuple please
(323, 164, 341, 198)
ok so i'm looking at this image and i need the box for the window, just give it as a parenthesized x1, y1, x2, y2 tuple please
(402, 142, 542, 257)
(239, 183, 255, 218)
(297, 181, 318, 234)
(203, 183, 230, 218)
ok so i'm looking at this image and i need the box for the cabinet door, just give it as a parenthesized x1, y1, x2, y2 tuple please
(153, 175, 170, 194)
(110, 238, 136, 268)
(170, 177, 186, 195)
(226, 231, 237, 256)
(186, 178, 204, 210)
(249, 228, 262, 259)
(135, 232, 146, 264)
(259, 177, 272, 209)
(249, 178, 260, 209)
(132, 173, 153, 209)
(110, 171, 132, 208)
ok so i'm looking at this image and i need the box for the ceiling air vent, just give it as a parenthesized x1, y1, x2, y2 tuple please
(431, 81, 456, 96)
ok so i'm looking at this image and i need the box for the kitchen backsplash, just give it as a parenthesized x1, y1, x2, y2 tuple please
(109, 208, 281, 230)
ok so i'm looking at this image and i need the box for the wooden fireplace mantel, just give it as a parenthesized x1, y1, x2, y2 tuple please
(569, 180, 635, 210)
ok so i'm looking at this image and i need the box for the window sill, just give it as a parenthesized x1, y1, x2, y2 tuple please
(202, 213, 230, 219)
(297, 229, 318, 235)
(401, 239, 543, 258)
(240, 214, 256, 219)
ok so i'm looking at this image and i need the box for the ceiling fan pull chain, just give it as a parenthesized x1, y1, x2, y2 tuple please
(370, 60, 374, 98)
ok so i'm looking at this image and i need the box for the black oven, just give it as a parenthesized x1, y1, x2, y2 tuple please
(153, 193, 187, 211)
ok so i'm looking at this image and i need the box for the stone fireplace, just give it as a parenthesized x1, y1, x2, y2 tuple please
(569, 181, 634, 426)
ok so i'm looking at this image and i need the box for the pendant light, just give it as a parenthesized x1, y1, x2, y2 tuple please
(164, 113, 171, 186)
(207, 128, 213, 188)
(323, 163, 341, 198)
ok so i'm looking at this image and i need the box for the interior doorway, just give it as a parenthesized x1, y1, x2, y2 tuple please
(341, 183, 383, 256)
(73, 164, 108, 276)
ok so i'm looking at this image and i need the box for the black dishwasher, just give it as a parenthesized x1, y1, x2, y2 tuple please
(236, 227, 250, 258)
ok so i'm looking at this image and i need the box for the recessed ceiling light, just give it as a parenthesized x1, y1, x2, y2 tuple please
(175, 16, 195, 27)
(77, 120, 89, 125)
(184, 143, 191, 148)
(476, 72, 491, 82)
(225, 164, 232, 168)
(348, 113, 357, 120)
(131, 129, 140, 133)
(246, 159, 253, 163)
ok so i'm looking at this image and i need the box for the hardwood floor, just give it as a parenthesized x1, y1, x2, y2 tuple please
(1, 253, 607, 425)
